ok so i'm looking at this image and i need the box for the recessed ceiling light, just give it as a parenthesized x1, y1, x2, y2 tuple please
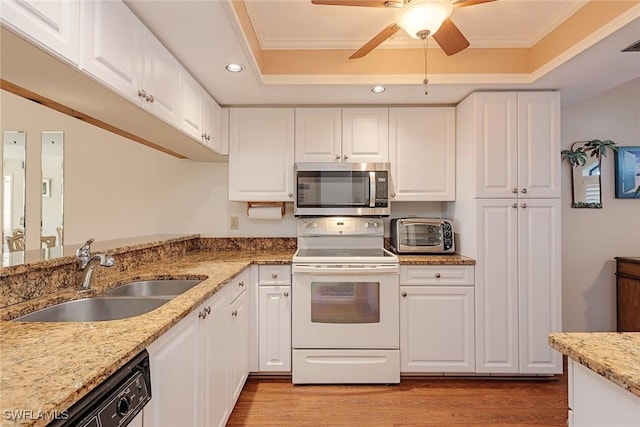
(371, 85, 386, 93)
(225, 63, 244, 73)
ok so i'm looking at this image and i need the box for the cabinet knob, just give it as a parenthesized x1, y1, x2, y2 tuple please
(271, 273, 278, 279)
(435, 273, 441, 278)
(512, 188, 518, 194)
(232, 310, 238, 317)
(284, 292, 289, 297)
(288, 193, 293, 198)
(512, 203, 518, 209)
(343, 154, 349, 160)
(335, 154, 341, 160)
(147, 94, 154, 103)
(391, 193, 396, 198)
(137, 89, 147, 99)
(239, 281, 244, 287)
(198, 310, 206, 319)
(401, 292, 407, 297)
(521, 188, 527, 194)
(205, 306, 211, 314)
(521, 203, 527, 208)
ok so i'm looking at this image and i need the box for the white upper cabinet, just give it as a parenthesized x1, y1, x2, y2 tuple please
(203, 93, 224, 154)
(80, 0, 143, 105)
(295, 108, 388, 163)
(179, 71, 205, 141)
(0, 0, 80, 65)
(141, 28, 181, 125)
(229, 108, 295, 201)
(464, 92, 560, 199)
(389, 107, 456, 201)
(341, 108, 389, 163)
(295, 108, 342, 162)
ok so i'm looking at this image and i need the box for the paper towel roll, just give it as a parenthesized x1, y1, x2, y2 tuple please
(247, 206, 283, 220)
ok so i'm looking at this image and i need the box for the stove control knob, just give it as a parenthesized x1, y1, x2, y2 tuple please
(364, 222, 369, 228)
(373, 222, 379, 228)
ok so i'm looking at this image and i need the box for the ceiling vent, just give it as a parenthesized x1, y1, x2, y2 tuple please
(621, 40, 640, 52)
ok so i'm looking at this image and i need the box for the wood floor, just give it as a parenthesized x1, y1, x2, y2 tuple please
(227, 371, 568, 426)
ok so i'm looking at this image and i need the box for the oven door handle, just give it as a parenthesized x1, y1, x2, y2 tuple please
(293, 264, 399, 275)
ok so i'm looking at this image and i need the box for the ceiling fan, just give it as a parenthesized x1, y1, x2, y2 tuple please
(311, 0, 496, 59)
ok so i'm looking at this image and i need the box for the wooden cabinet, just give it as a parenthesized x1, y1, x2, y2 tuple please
(341, 108, 389, 163)
(616, 257, 640, 332)
(400, 265, 475, 373)
(295, 108, 388, 163)
(0, 0, 80, 65)
(257, 265, 291, 372)
(450, 91, 562, 375)
(145, 270, 250, 427)
(229, 108, 295, 201)
(474, 198, 562, 374)
(457, 92, 560, 199)
(389, 107, 456, 201)
(569, 359, 640, 426)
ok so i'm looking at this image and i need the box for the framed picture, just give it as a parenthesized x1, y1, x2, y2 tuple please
(42, 178, 51, 197)
(614, 146, 640, 198)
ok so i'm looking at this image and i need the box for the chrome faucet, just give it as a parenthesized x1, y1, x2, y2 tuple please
(76, 238, 116, 290)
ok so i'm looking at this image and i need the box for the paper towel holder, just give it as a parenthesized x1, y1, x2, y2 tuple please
(246, 201, 285, 217)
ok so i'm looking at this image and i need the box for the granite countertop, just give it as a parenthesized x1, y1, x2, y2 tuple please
(0, 249, 293, 427)
(548, 332, 640, 398)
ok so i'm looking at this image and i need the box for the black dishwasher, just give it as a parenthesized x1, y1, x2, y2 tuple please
(49, 350, 152, 427)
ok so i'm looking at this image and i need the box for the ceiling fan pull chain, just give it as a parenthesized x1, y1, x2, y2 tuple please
(423, 35, 429, 95)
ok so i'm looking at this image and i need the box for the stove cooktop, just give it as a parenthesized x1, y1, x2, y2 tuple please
(293, 248, 399, 264)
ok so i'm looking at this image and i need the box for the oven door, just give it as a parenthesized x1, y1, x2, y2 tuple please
(292, 263, 399, 349)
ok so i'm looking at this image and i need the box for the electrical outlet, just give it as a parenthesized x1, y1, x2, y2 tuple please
(230, 216, 239, 230)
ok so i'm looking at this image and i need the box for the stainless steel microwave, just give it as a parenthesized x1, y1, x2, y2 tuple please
(294, 162, 391, 216)
(390, 218, 455, 254)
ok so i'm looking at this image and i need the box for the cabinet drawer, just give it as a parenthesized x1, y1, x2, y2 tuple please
(400, 265, 474, 286)
(258, 265, 291, 286)
(229, 269, 249, 302)
(617, 259, 640, 279)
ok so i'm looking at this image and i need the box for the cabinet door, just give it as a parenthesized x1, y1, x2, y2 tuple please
(258, 286, 291, 372)
(80, 0, 143, 105)
(295, 108, 342, 162)
(342, 108, 389, 163)
(203, 93, 225, 154)
(145, 310, 200, 427)
(473, 93, 518, 198)
(517, 198, 562, 373)
(229, 291, 249, 404)
(389, 107, 455, 201)
(400, 286, 475, 372)
(141, 28, 181, 125)
(229, 108, 295, 201)
(201, 290, 231, 427)
(517, 92, 561, 198)
(179, 70, 205, 141)
(0, 0, 80, 65)
(475, 199, 519, 373)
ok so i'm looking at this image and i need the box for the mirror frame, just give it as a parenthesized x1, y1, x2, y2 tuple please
(2, 130, 27, 252)
(569, 141, 603, 209)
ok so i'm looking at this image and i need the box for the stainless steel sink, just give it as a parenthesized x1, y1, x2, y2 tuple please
(105, 279, 203, 297)
(12, 297, 171, 322)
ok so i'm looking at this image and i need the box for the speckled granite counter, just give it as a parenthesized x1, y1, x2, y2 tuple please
(396, 254, 475, 265)
(0, 249, 293, 427)
(548, 332, 640, 398)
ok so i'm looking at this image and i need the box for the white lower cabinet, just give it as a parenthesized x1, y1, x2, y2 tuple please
(569, 359, 640, 426)
(399, 265, 475, 373)
(144, 269, 249, 427)
(257, 265, 291, 372)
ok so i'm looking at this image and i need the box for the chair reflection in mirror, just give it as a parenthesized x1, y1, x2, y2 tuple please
(41, 236, 56, 248)
(56, 226, 64, 245)
(6, 234, 25, 252)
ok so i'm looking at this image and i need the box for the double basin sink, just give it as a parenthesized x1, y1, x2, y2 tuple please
(12, 279, 203, 323)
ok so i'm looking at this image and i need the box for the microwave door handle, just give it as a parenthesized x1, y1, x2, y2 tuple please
(369, 171, 376, 208)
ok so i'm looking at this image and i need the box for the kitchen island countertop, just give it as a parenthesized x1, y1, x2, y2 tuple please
(548, 332, 640, 398)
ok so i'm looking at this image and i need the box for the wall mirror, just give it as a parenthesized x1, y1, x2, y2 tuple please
(3, 131, 27, 252)
(41, 131, 64, 247)
(569, 141, 602, 208)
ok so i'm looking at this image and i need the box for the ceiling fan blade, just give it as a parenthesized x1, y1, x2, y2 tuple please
(432, 18, 470, 56)
(311, 0, 397, 8)
(453, 0, 496, 8)
(349, 23, 400, 59)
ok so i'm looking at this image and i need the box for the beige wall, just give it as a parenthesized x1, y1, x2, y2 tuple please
(560, 78, 640, 332)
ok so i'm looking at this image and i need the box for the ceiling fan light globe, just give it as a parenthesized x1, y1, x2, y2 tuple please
(397, 0, 453, 39)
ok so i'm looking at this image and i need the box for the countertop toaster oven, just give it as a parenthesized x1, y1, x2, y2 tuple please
(389, 218, 455, 254)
